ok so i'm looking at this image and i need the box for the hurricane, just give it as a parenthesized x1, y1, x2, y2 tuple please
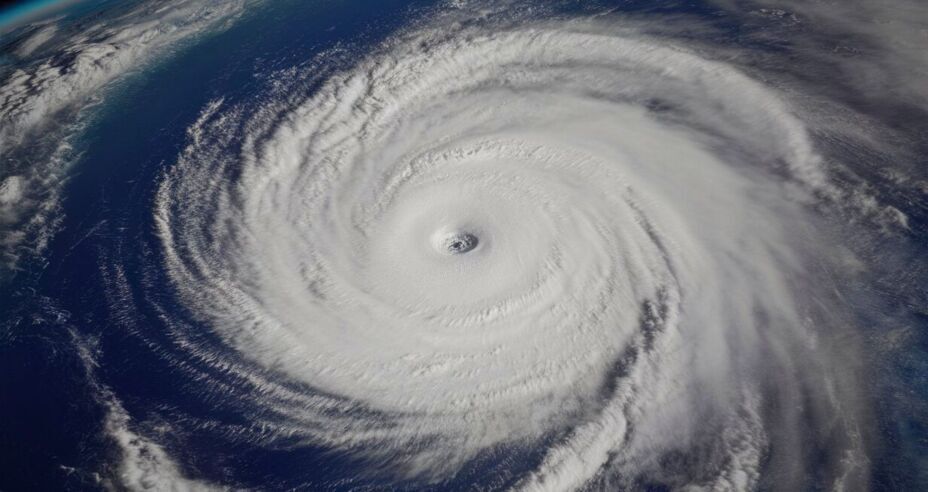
(1, 1, 926, 490)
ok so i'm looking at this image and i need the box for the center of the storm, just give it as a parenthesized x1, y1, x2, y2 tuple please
(441, 232, 479, 255)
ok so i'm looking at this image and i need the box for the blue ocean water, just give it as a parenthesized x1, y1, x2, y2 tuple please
(1, 2, 442, 488)
(1, 0, 927, 490)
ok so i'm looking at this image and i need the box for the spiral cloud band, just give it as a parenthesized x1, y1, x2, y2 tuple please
(147, 16, 869, 490)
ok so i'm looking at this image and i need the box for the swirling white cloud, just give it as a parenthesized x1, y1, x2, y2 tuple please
(151, 16, 870, 490)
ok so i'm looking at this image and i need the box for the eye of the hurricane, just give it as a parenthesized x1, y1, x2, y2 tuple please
(441, 232, 479, 255)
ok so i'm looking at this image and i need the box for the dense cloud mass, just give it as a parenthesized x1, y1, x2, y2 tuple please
(1, 0, 926, 490)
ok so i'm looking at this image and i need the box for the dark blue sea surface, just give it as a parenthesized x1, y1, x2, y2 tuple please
(1, 0, 927, 490)
(3, 1, 441, 488)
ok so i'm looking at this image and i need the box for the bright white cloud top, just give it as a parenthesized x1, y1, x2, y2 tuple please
(152, 19, 869, 490)
(4, 0, 926, 490)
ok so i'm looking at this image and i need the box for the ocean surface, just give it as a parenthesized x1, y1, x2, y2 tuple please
(1, 0, 927, 490)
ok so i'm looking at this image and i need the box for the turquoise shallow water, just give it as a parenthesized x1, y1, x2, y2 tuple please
(0, 0, 68, 30)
